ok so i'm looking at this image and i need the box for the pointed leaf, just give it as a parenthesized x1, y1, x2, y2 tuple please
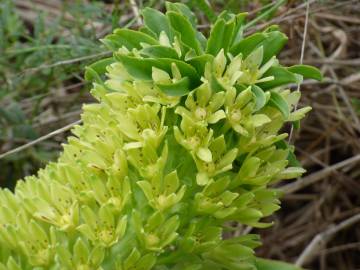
(288, 65, 322, 81)
(74, 238, 89, 264)
(107, 29, 158, 50)
(116, 54, 156, 80)
(187, 54, 214, 75)
(197, 147, 213, 163)
(261, 31, 288, 63)
(251, 85, 267, 111)
(142, 8, 173, 39)
(136, 253, 157, 270)
(257, 66, 298, 90)
(156, 77, 189, 96)
(245, 46, 263, 68)
(85, 57, 114, 82)
(231, 12, 248, 46)
(117, 55, 200, 86)
(167, 11, 202, 55)
(268, 92, 289, 118)
(206, 18, 235, 55)
(230, 33, 266, 57)
(275, 140, 301, 167)
(193, 0, 216, 22)
(252, 114, 271, 127)
(166, 2, 197, 27)
(141, 45, 179, 59)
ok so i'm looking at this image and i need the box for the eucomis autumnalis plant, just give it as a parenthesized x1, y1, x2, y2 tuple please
(0, 2, 321, 270)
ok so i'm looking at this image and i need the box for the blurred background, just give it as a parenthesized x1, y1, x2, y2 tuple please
(0, 0, 359, 269)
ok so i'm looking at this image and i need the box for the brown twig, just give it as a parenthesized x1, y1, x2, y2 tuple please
(281, 154, 360, 194)
(0, 120, 81, 160)
(295, 213, 360, 266)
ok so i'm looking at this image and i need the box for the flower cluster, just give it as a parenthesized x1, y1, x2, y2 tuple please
(0, 2, 320, 270)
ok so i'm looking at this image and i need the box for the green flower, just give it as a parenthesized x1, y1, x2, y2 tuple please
(138, 170, 186, 211)
(18, 180, 79, 231)
(194, 136, 238, 186)
(224, 87, 271, 136)
(18, 221, 56, 266)
(126, 140, 168, 179)
(77, 204, 127, 247)
(180, 221, 222, 253)
(194, 178, 239, 218)
(175, 83, 226, 125)
(132, 210, 180, 252)
(56, 239, 105, 270)
(174, 115, 214, 163)
(116, 248, 156, 270)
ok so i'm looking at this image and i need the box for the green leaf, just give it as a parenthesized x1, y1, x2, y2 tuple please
(164, 60, 200, 87)
(196, 147, 213, 163)
(251, 85, 267, 111)
(206, 17, 235, 55)
(263, 25, 281, 33)
(111, 29, 158, 50)
(85, 57, 114, 81)
(245, 46, 263, 68)
(255, 258, 303, 270)
(210, 73, 227, 93)
(193, 0, 216, 22)
(139, 26, 157, 38)
(230, 30, 287, 62)
(100, 37, 118, 51)
(84, 67, 102, 83)
(90, 246, 105, 267)
(275, 140, 301, 167)
(116, 54, 156, 80)
(268, 92, 289, 118)
(141, 7, 173, 40)
(293, 120, 300, 130)
(166, 2, 197, 27)
(116, 54, 200, 87)
(156, 77, 190, 96)
(167, 11, 202, 55)
(257, 66, 298, 90)
(230, 12, 248, 46)
(206, 19, 225, 55)
(74, 239, 90, 265)
(124, 248, 141, 268)
(230, 33, 266, 57)
(136, 253, 156, 269)
(288, 65, 322, 81)
(141, 45, 179, 59)
(196, 31, 208, 50)
(186, 54, 213, 75)
(260, 31, 288, 63)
